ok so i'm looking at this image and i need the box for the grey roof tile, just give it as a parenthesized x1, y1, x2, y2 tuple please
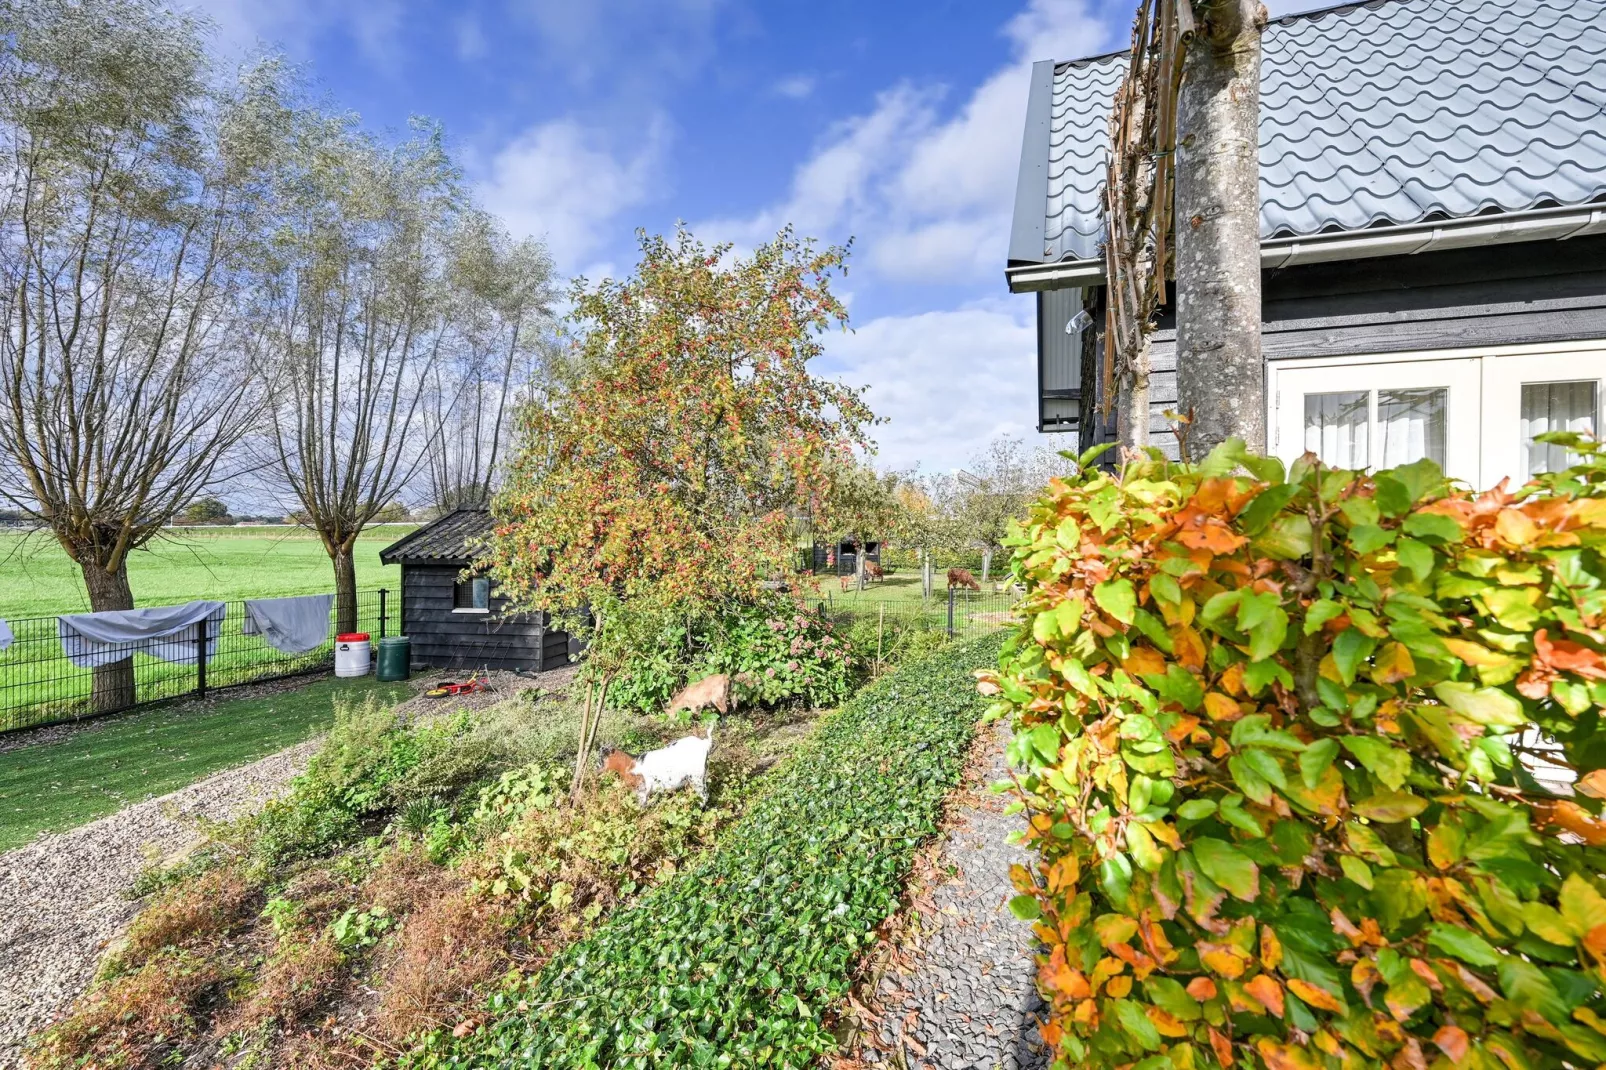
(1028, 0, 1606, 265)
(379, 509, 492, 564)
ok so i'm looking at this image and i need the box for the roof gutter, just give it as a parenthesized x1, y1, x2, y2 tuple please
(1005, 203, 1606, 293)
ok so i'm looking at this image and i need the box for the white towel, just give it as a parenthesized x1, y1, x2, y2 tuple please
(57, 601, 226, 668)
(243, 593, 335, 655)
(0, 617, 12, 653)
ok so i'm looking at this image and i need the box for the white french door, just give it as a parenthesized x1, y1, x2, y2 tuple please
(1269, 342, 1606, 491)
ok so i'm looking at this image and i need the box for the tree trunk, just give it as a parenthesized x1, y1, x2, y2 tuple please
(332, 541, 358, 634)
(981, 547, 994, 584)
(1174, 0, 1266, 456)
(81, 560, 136, 713)
(1118, 337, 1152, 456)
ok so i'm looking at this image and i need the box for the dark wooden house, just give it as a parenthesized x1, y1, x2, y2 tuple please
(1006, 0, 1606, 486)
(379, 509, 574, 672)
(808, 539, 882, 576)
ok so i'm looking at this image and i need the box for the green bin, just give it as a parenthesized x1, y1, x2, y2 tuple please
(376, 636, 411, 682)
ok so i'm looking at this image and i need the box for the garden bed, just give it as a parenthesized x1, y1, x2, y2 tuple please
(415, 632, 1003, 1068)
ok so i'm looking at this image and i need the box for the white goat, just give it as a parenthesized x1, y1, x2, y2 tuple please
(609, 726, 715, 805)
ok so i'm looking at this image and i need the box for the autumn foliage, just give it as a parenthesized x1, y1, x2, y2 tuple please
(980, 435, 1606, 1069)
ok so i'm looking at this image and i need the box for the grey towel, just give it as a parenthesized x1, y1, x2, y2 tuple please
(57, 601, 226, 668)
(243, 594, 335, 655)
(0, 617, 12, 653)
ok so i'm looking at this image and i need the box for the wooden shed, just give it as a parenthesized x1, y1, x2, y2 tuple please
(379, 509, 574, 672)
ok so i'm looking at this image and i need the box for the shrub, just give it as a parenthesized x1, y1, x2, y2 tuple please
(405, 633, 1002, 1068)
(981, 437, 1606, 1069)
(607, 593, 855, 715)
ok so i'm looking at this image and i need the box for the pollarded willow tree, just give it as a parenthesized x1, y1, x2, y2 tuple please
(0, 0, 268, 708)
(484, 227, 874, 788)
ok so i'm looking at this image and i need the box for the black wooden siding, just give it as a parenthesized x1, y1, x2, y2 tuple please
(400, 564, 571, 672)
(1080, 235, 1606, 458)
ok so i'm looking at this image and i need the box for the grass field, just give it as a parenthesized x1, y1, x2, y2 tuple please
(0, 525, 415, 618)
(0, 675, 410, 852)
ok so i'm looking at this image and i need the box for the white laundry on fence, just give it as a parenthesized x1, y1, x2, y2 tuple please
(56, 601, 226, 669)
(0, 617, 12, 653)
(242, 593, 334, 655)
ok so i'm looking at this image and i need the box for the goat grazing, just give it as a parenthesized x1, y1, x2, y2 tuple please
(863, 561, 885, 582)
(602, 726, 715, 805)
(947, 567, 981, 591)
(667, 673, 734, 716)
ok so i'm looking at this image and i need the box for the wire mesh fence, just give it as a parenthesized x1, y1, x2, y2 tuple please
(810, 579, 1019, 642)
(0, 589, 391, 733)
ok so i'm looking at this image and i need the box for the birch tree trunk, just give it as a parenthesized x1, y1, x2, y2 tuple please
(1174, 0, 1266, 455)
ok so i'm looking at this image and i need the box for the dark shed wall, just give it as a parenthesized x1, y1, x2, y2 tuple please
(400, 564, 570, 672)
(1083, 235, 1606, 458)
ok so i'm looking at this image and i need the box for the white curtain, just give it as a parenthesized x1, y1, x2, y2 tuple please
(1303, 391, 1368, 468)
(1378, 388, 1446, 469)
(1521, 380, 1596, 476)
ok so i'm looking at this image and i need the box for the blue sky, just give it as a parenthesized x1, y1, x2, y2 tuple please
(194, 0, 1310, 473)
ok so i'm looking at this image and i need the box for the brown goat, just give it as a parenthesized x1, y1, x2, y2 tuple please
(947, 567, 981, 591)
(667, 673, 735, 716)
(863, 561, 885, 582)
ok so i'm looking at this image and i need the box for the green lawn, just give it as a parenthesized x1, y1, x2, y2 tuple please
(0, 525, 414, 618)
(0, 675, 410, 852)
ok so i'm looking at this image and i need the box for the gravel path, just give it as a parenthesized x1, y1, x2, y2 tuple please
(0, 740, 318, 1068)
(857, 721, 1050, 1070)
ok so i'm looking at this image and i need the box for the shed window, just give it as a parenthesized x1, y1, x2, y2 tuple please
(454, 576, 490, 612)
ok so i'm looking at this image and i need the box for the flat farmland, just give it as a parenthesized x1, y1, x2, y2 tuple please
(0, 526, 415, 618)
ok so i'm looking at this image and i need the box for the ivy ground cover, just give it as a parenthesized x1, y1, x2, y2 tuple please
(983, 437, 1606, 1070)
(412, 633, 1002, 1069)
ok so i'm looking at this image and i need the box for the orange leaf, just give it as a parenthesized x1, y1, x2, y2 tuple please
(1203, 691, 1242, 722)
(1534, 799, 1606, 846)
(1147, 1005, 1189, 1037)
(1124, 647, 1168, 678)
(1287, 978, 1346, 1013)
(1208, 1026, 1235, 1068)
(1535, 628, 1606, 679)
(1433, 1025, 1469, 1062)
(1187, 976, 1219, 1001)
(1578, 769, 1606, 800)
(1260, 925, 1283, 970)
(1200, 942, 1250, 979)
(1172, 624, 1208, 669)
(1218, 662, 1246, 697)
(1370, 641, 1415, 685)
(1245, 974, 1285, 1018)
(1104, 974, 1133, 997)
(1495, 508, 1539, 547)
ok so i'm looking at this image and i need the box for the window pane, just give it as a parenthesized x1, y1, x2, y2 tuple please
(1522, 380, 1596, 476)
(1303, 391, 1369, 468)
(472, 577, 490, 609)
(1378, 388, 1446, 468)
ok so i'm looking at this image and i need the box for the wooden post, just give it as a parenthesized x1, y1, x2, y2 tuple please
(876, 604, 885, 674)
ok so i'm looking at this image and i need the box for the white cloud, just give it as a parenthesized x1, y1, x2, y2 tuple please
(773, 74, 817, 100)
(824, 301, 1057, 472)
(474, 117, 669, 270)
(455, 13, 488, 61)
(700, 0, 1110, 289)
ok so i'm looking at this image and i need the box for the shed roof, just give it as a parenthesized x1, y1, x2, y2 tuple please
(379, 508, 493, 565)
(1009, 0, 1606, 271)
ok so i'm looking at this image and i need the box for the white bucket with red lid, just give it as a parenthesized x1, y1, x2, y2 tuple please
(335, 632, 371, 677)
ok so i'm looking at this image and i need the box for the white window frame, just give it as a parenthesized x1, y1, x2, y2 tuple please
(1266, 339, 1606, 489)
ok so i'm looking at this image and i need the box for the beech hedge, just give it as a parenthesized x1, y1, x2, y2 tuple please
(407, 632, 1000, 1068)
(980, 435, 1606, 1070)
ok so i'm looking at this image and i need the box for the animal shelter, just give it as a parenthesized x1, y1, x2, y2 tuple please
(379, 509, 576, 672)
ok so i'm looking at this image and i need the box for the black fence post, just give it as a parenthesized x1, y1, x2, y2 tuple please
(947, 585, 955, 639)
(195, 619, 208, 701)
(378, 588, 388, 639)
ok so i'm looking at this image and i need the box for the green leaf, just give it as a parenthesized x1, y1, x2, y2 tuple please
(1198, 437, 1248, 479)
(1177, 798, 1218, 821)
(1230, 714, 1307, 752)
(1304, 599, 1344, 635)
(1237, 483, 1300, 536)
(1191, 837, 1260, 901)
(1395, 537, 1434, 582)
(1428, 924, 1502, 967)
(1299, 738, 1339, 789)
(1055, 517, 1083, 549)
(1150, 572, 1183, 606)
(1500, 959, 1570, 1024)
(1242, 658, 1293, 696)
(1241, 453, 1287, 485)
(1248, 607, 1290, 662)
(1341, 736, 1412, 791)
(1094, 579, 1137, 625)
(1339, 855, 1374, 890)
(1100, 854, 1133, 905)
(1239, 748, 1288, 791)
(1373, 476, 1414, 518)
(1353, 790, 1428, 823)
(1112, 998, 1163, 1051)
(1333, 630, 1376, 686)
(1026, 723, 1061, 767)
(1229, 754, 1274, 805)
(1255, 514, 1313, 560)
(1126, 821, 1164, 872)
(1349, 524, 1395, 555)
(1144, 976, 1203, 1021)
(1559, 873, 1606, 935)
(1402, 511, 1464, 544)
(1432, 681, 1527, 728)
(1008, 894, 1041, 921)
(1201, 590, 1243, 626)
